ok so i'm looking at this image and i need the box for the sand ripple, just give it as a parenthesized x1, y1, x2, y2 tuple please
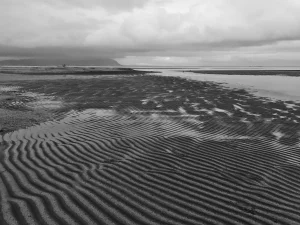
(1, 109, 300, 225)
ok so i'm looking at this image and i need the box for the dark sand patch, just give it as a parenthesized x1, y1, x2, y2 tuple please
(0, 85, 56, 135)
(0, 109, 53, 135)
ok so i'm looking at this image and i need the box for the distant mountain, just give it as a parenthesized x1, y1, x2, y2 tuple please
(0, 57, 120, 66)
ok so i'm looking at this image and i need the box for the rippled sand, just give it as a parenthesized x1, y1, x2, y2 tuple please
(0, 74, 300, 225)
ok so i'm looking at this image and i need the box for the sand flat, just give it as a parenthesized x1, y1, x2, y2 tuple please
(0, 73, 300, 225)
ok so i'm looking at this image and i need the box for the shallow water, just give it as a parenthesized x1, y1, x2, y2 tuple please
(145, 69, 300, 102)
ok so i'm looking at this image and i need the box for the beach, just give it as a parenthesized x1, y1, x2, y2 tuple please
(0, 67, 300, 225)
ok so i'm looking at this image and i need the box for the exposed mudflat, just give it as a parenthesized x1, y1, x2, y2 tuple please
(0, 73, 300, 225)
(0, 66, 152, 76)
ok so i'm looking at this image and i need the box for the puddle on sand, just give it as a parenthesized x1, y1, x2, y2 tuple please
(21, 92, 63, 109)
(213, 108, 233, 117)
(27, 100, 63, 109)
(95, 109, 116, 117)
(272, 130, 285, 140)
(0, 86, 20, 92)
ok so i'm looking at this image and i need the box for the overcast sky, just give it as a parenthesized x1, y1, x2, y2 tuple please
(1, 0, 300, 66)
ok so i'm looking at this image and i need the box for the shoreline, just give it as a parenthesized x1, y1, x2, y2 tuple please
(183, 69, 300, 76)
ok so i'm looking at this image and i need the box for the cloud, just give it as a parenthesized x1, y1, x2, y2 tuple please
(85, 0, 300, 54)
(1, 0, 300, 65)
(116, 0, 300, 48)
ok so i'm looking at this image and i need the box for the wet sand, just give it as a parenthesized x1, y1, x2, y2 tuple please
(1, 72, 300, 225)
